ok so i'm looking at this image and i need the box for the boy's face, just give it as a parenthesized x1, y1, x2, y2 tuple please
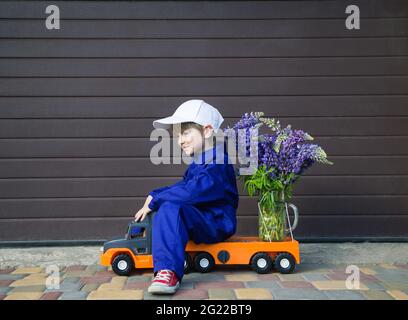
(173, 125, 214, 156)
(177, 127, 204, 156)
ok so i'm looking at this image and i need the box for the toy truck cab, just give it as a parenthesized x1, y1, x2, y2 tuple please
(100, 214, 154, 276)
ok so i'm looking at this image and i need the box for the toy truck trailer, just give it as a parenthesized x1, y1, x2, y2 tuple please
(100, 212, 300, 276)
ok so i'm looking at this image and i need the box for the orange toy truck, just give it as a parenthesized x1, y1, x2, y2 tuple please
(100, 212, 300, 276)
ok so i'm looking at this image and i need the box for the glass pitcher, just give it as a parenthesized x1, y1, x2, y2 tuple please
(257, 199, 298, 242)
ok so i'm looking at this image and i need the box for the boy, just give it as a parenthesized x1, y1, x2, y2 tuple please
(134, 99, 239, 295)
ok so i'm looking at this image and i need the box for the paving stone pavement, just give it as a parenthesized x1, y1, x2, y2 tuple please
(0, 263, 407, 300)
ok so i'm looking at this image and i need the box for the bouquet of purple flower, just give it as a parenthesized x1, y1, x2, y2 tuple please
(224, 112, 333, 241)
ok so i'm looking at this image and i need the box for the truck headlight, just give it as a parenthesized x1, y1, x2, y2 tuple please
(99, 246, 104, 253)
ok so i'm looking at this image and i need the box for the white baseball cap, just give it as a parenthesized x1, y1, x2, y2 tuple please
(153, 99, 225, 133)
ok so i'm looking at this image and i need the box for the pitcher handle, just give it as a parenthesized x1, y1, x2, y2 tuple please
(285, 203, 299, 232)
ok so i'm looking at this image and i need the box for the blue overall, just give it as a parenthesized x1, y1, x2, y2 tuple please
(147, 142, 239, 282)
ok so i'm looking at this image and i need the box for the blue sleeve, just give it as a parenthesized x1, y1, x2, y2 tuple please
(147, 168, 189, 202)
(148, 185, 175, 198)
(148, 179, 187, 199)
(148, 165, 225, 211)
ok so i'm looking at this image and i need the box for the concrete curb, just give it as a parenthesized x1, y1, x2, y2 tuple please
(1, 243, 408, 268)
(299, 243, 408, 264)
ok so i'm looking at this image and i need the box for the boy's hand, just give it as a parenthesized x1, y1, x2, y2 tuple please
(134, 206, 151, 222)
(134, 195, 154, 222)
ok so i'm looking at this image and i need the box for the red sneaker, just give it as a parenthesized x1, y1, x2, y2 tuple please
(148, 269, 180, 294)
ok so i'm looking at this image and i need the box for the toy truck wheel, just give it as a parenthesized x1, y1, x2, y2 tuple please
(275, 253, 296, 274)
(112, 253, 134, 276)
(184, 252, 193, 274)
(194, 252, 215, 273)
(250, 252, 273, 274)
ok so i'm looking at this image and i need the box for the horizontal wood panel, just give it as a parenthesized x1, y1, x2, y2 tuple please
(1, 19, 408, 38)
(0, 1, 406, 19)
(0, 136, 406, 158)
(1, 215, 407, 241)
(0, 156, 407, 178)
(1, 58, 408, 77)
(1, 77, 407, 96)
(1, 96, 408, 118)
(1, 39, 407, 57)
(0, 117, 407, 137)
(0, 176, 407, 198)
(0, 0, 406, 241)
(0, 196, 407, 219)
(238, 216, 408, 238)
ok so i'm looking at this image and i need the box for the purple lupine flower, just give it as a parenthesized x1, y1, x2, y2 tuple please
(226, 112, 332, 185)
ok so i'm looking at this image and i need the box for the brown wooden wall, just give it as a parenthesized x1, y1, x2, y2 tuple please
(0, 0, 407, 243)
